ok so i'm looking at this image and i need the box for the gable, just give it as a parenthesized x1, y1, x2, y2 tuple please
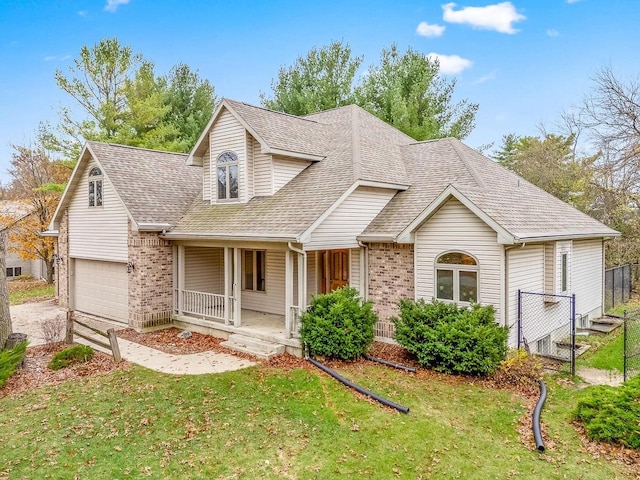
(67, 157, 129, 262)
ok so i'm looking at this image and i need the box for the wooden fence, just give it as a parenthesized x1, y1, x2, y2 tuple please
(65, 311, 122, 362)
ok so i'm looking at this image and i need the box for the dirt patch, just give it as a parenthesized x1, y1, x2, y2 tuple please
(0, 342, 130, 398)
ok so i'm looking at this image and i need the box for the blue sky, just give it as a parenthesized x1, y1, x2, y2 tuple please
(0, 0, 638, 184)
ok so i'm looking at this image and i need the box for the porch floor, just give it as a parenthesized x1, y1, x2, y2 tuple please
(236, 310, 287, 337)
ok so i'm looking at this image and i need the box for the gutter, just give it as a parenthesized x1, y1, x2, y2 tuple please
(137, 223, 173, 232)
(40, 230, 59, 237)
(161, 232, 299, 243)
(514, 232, 620, 243)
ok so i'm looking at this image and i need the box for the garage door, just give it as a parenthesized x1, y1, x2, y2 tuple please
(74, 259, 128, 323)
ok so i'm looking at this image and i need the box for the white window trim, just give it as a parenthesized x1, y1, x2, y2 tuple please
(216, 151, 239, 202)
(434, 251, 480, 305)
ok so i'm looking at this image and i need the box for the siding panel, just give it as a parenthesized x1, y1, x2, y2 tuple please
(306, 187, 396, 250)
(350, 248, 361, 293)
(202, 147, 211, 201)
(242, 250, 285, 315)
(184, 247, 223, 294)
(209, 108, 247, 203)
(68, 158, 128, 262)
(415, 198, 503, 323)
(252, 137, 273, 196)
(273, 155, 310, 192)
(572, 239, 604, 319)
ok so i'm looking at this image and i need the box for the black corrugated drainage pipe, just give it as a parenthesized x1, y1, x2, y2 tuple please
(307, 357, 410, 414)
(363, 354, 417, 373)
(532, 379, 547, 452)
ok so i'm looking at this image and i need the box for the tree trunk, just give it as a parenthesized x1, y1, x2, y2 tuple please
(0, 231, 12, 349)
(46, 258, 55, 285)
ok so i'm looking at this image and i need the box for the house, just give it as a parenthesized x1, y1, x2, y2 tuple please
(0, 200, 47, 280)
(46, 99, 619, 357)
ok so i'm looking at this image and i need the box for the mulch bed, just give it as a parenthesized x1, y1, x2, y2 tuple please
(0, 342, 130, 398)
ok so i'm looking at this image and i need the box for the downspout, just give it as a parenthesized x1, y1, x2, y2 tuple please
(358, 240, 368, 300)
(504, 243, 526, 330)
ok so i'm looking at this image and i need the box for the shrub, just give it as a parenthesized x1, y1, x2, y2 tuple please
(0, 341, 27, 388)
(493, 349, 543, 391)
(48, 345, 94, 371)
(392, 299, 508, 376)
(300, 286, 378, 360)
(574, 375, 640, 449)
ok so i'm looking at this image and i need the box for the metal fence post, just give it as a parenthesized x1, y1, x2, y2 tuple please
(517, 289, 522, 349)
(624, 310, 628, 382)
(571, 293, 576, 376)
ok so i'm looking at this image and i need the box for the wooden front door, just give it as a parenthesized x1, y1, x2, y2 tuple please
(321, 249, 349, 293)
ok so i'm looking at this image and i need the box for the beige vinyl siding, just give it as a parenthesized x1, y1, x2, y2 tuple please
(253, 137, 273, 196)
(306, 187, 396, 251)
(68, 158, 128, 262)
(272, 155, 310, 192)
(184, 247, 223, 294)
(202, 147, 211, 201)
(572, 239, 603, 319)
(242, 250, 285, 315)
(415, 198, 503, 323)
(544, 242, 555, 294)
(209, 108, 247, 203)
(245, 132, 255, 199)
(555, 241, 572, 294)
(306, 251, 317, 303)
(350, 248, 361, 293)
(506, 244, 544, 347)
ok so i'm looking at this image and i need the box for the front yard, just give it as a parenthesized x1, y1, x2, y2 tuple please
(0, 358, 637, 479)
(8, 278, 54, 306)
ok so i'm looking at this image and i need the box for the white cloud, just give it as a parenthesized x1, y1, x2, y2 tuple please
(416, 21, 446, 37)
(104, 0, 130, 12)
(471, 71, 497, 85)
(44, 55, 71, 62)
(77, 10, 88, 16)
(546, 29, 559, 37)
(427, 53, 473, 74)
(566, 0, 582, 3)
(442, 2, 526, 34)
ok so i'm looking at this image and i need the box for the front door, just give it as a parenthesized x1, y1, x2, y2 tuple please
(321, 249, 349, 293)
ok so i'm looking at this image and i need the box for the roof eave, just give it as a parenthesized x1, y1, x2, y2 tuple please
(514, 232, 621, 243)
(264, 147, 324, 162)
(40, 229, 59, 237)
(161, 232, 299, 243)
(137, 223, 173, 232)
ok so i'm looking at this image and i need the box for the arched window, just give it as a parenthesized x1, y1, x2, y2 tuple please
(216, 151, 239, 200)
(435, 251, 478, 303)
(88, 167, 103, 207)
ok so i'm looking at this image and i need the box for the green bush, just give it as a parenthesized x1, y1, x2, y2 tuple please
(392, 299, 508, 376)
(0, 341, 27, 388)
(574, 375, 640, 449)
(48, 345, 94, 371)
(300, 286, 378, 360)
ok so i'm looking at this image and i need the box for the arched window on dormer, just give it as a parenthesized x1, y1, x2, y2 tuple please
(435, 251, 478, 303)
(216, 151, 239, 200)
(88, 167, 103, 207)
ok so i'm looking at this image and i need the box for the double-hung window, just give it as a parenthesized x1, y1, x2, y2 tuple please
(435, 251, 479, 303)
(88, 167, 103, 207)
(216, 151, 239, 200)
(243, 250, 266, 292)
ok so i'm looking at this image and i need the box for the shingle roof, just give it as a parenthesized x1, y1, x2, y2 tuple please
(87, 142, 201, 226)
(362, 138, 618, 240)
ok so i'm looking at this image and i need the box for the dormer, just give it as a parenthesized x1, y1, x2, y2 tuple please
(188, 99, 326, 204)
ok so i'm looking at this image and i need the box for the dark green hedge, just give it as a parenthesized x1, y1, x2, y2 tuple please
(0, 341, 27, 388)
(392, 299, 508, 376)
(300, 286, 378, 360)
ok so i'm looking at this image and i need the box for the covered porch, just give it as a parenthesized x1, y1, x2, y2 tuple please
(171, 243, 365, 347)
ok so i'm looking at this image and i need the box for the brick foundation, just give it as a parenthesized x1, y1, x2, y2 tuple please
(368, 243, 414, 339)
(127, 227, 173, 330)
(56, 210, 69, 309)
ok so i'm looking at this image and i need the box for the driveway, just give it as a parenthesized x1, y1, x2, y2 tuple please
(10, 300, 68, 347)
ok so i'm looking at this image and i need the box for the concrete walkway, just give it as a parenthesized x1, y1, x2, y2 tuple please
(576, 367, 624, 387)
(10, 301, 257, 375)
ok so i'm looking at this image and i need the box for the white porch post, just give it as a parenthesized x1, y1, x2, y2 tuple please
(223, 247, 231, 325)
(233, 247, 242, 327)
(297, 251, 306, 309)
(285, 249, 293, 338)
(177, 246, 185, 315)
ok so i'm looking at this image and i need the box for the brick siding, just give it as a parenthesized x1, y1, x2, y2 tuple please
(127, 227, 173, 329)
(368, 243, 414, 339)
(56, 210, 69, 309)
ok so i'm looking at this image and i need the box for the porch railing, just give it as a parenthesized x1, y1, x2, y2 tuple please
(290, 306, 301, 338)
(181, 290, 225, 320)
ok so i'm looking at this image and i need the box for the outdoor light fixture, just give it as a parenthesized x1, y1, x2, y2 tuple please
(51, 254, 63, 265)
(127, 262, 135, 273)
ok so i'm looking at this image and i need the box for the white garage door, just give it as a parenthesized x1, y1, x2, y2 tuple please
(74, 259, 128, 323)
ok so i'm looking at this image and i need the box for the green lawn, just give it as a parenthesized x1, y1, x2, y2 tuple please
(0, 363, 635, 479)
(8, 279, 55, 305)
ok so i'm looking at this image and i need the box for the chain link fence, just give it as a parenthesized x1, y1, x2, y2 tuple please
(515, 290, 576, 375)
(605, 264, 638, 311)
(624, 308, 640, 381)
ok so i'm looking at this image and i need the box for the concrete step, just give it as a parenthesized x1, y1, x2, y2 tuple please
(588, 323, 621, 334)
(220, 334, 285, 360)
